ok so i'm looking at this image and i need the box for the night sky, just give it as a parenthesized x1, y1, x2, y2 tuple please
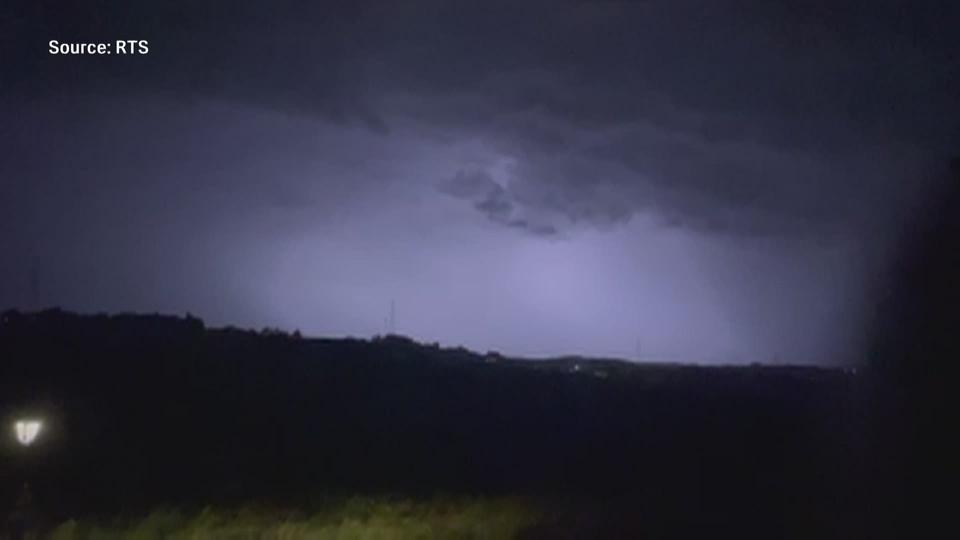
(2, 1, 957, 364)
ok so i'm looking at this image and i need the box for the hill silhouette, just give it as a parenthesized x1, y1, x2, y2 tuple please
(0, 308, 860, 537)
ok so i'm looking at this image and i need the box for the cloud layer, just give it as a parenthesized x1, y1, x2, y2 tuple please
(2, 0, 957, 363)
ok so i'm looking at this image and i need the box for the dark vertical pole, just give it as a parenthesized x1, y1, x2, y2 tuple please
(389, 300, 395, 335)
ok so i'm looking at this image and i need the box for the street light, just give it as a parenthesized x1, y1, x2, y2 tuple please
(14, 419, 43, 446)
(8, 417, 45, 537)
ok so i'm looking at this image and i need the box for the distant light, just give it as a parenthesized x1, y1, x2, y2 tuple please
(14, 420, 42, 446)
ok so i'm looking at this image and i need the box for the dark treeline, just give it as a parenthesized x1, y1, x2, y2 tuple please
(0, 309, 858, 537)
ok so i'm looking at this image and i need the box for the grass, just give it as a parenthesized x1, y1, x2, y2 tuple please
(46, 497, 541, 539)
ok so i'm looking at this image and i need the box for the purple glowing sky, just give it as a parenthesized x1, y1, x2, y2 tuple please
(2, 1, 957, 364)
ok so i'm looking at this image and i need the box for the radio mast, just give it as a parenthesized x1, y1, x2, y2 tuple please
(383, 300, 396, 335)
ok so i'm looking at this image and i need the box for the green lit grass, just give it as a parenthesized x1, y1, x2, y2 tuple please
(48, 497, 541, 539)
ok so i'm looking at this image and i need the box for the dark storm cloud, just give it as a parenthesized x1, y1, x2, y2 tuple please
(439, 168, 558, 236)
(3, 0, 385, 129)
(6, 1, 956, 240)
(372, 1, 958, 237)
(443, 168, 516, 223)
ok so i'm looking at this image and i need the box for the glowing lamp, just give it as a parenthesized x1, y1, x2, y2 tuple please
(14, 419, 42, 446)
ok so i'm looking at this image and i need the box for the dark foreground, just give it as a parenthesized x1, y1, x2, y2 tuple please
(0, 310, 936, 538)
